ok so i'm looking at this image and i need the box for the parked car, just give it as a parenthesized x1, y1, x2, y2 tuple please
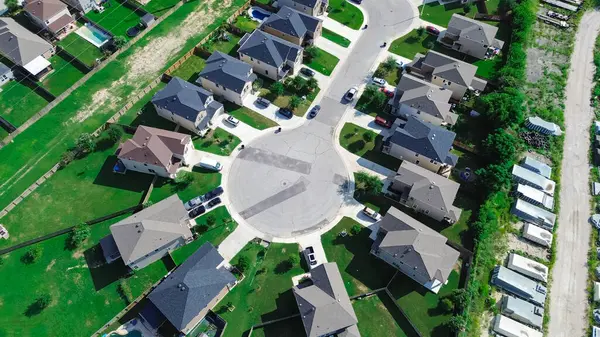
(426, 25, 440, 36)
(256, 97, 271, 108)
(362, 206, 380, 221)
(207, 197, 222, 208)
(380, 87, 394, 98)
(300, 67, 315, 77)
(224, 115, 239, 127)
(203, 186, 224, 201)
(184, 195, 205, 210)
(303, 246, 317, 267)
(548, 10, 569, 20)
(352, 0, 362, 4)
(198, 157, 222, 171)
(344, 86, 358, 102)
(188, 205, 206, 218)
(278, 107, 293, 119)
(395, 59, 404, 68)
(308, 105, 321, 118)
(375, 116, 393, 128)
(372, 77, 386, 87)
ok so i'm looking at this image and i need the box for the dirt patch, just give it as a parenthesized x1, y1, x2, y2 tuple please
(520, 151, 552, 166)
(355, 281, 368, 294)
(507, 229, 549, 262)
(479, 310, 494, 337)
(67, 299, 73, 305)
(46, 259, 56, 271)
(72, 249, 84, 259)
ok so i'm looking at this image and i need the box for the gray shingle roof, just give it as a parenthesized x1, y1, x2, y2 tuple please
(387, 116, 458, 166)
(394, 74, 456, 124)
(0, 18, 53, 66)
(261, 6, 321, 38)
(152, 77, 215, 121)
(291, 0, 319, 8)
(24, 0, 68, 22)
(374, 207, 460, 283)
(422, 50, 478, 87)
(293, 263, 359, 337)
(110, 194, 192, 265)
(148, 243, 236, 332)
(448, 14, 501, 47)
(238, 30, 301, 68)
(198, 51, 256, 93)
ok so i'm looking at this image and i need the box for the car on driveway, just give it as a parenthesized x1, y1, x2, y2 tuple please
(380, 87, 394, 98)
(362, 206, 380, 221)
(344, 86, 358, 102)
(303, 246, 317, 267)
(207, 197, 222, 208)
(396, 59, 404, 68)
(278, 107, 293, 119)
(372, 77, 386, 87)
(426, 25, 440, 36)
(256, 97, 271, 108)
(224, 115, 239, 127)
(188, 205, 206, 218)
(203, 186, 224, 201)
(375, 116, 393, 128)
(184, 195, 205, 210)
(308, 105, 321, 118)
(300, 67, 315, 77)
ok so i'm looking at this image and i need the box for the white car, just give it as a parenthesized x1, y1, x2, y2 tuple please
(224, 115, 239, 127)
(372, 77, 386, 87)
(395, 59, 404, 68)
(344, 86, 358, 101)
(362, 206, 380, 221)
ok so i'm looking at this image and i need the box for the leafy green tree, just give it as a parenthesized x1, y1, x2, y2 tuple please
(463, 2, 472, 13)
(475, 88, 524, 130)
(350, 224, 362, 235)
(382, 56, 397, 74)
(362, 131, 373, 142)
(304, 46, 320, 61)
(25, 293, 52, 316)
(288, 254, 300, 266)
(6, 0, 19, 12)
(481, 131, 518, 164)
(445, 289, 467, 311)
(175, 171, 193, 186)
(291, 76, 305, 91)
(355, 171, 383, 196)
(76, 133, 96, 153)
(236, 255, 250, 272)
(252, 78, 263, 92)
(113, 36, 127, 49)
(446, 315, 466, 332)
(289, 95, 302, 110)
(22, 246, 42, 264)
(107, 125, 124, 144)
(440, 298, 454, 313)
(68, 224, 91, 249)
(306, 77, 318, 91)
(270, 82, 285, 97)
(475, 163, 512, 194)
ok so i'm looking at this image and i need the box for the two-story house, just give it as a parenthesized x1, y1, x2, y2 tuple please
(116, 126, 194, 179)
(24, 0, 74, 38)
(238, 30, 303, 81)
(439, 14, 505, 59)
(260, 6, 323, 46)
(371, 207, 460, 293)
(382, 116, 458, 175)
(152, 77, 224, 135)
(60, 0, 95, 13)
(406, 50, 487, 101)
(277, 0, 325, 16)
(0, 18, 55, 78)
(197, 51, 256, 105)
(389, 73, 457, 126)
(387, 161, 463, 223)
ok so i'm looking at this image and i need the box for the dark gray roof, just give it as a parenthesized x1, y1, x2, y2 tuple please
(387, 116, 458, 166)
(238, 30, 302, 68)
(292, 0, 319, 8)
(0, 18, 53, 66)
(394, 74, 455, 124)
(198, 51, 256, 93)
(152, 77, 214, 122)
(421, 50, 478, 87)
(448, 14, 502, 47)
(261, 6, 321, 38)
(293, 263, 359, 337)
(148, 243, 236, 332)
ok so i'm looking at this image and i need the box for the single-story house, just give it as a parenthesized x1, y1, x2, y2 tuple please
(277, 0, 326, 17)
(238, 29, 303, 81)
(493, 315, 543, 337)
(0, 62, 14, 86)
(515, 184, 554, 210)
(501, 295, 544, 329)
(144, 243, 236, 336)
(24, 0, 75, 37)
(0, 18, 55, 78)
(260, 6, 323, 46)
(511, 198, 556, 231)
(526, 116, 563, 136)
(371, 207, 460, 293)
(117, 125, 194, 179)
(152, 76, 224, 136)
(197, 51, 256, 106)
(100, 194, 193, 270)
(521, 156, 552, 179)
(490, 265, 547, 306)
(382, 116, 458, 175)
(406, 50, 487, 100)
(293, 262, 361, 337)
(512, 165, 555, 196)
(439, 14, 505, 60)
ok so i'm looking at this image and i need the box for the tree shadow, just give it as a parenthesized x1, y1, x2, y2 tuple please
(348, 140, 366, 153)
(84, 243, 130, 291)
(95, 137, 116, 153)
(259, 315, 305, 337)
(274, 260, 293, 275)
(93, 155, 154, 193)
(24, 299, 48, 317)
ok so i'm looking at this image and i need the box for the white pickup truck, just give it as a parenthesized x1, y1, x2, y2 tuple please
(362, 207, 380, 221)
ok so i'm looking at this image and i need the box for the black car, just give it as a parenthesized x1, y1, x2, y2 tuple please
(300, 67, 315, 77)
(278, 108, 293, 119)
(308, 105, 321, 118)
(203, 186, 224, 201)
(188, 205, 206, 218)
(207, 197, 222, 208)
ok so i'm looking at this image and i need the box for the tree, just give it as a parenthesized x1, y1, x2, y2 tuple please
(382, 56, 397, 74)
(236, 255, 250, 273)
(446, 289, 468, 311)
(475, 163, 512, 195)
(252, 77, 264, 92)
(270, 82, 285, 97)
(416, 27, 425, 36)
(288, 254, 300, 266)
(107, 125, 124, 144)
(350, 224, 362, 235)
(22, 246, 42, 264)
(59, 151, 75, 168)
(440, 298, 454, 313)
(362, 131, 373, 142)
(6, 0, 19, 12)
(291, 76, 305, 91)
(288, 95, 302, 110)
(25, 293, 52, 316)
(481, 131, 518, 164)
(206, 214, 216, 227)
(175, 171, 193, 186)
(306, 77, 318, 91)
(67, 224, 91, 249)
(475, 89, 525, 130)
(354, 171, 383, 196)
(113, 36, 127, 49)
(446, 315, 466, 332)
(75, 133, 96, 153)
(304, 46, 319, 61)
(463, 2, 472, 13)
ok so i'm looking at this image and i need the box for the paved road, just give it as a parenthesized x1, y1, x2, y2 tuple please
(549, 11, 600, 337)
(227, 0, 417, 238)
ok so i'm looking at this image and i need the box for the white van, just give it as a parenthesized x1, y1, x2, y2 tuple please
(197, 157, 222, 171)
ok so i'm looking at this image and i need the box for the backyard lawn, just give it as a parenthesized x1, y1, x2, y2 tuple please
(57, 33, 104, 67)
(339, 123, 402, 171)
(327, 0, 364, 29)
(224, 102, 278, 130)
(205, 34, 241, 56)
(418, 1, 472, 27)
(0, 80, 49, 127)
(233, 15, 258, 33)
(42, 54, 86, 96)
(86, 0, 143, 39)
(322, 28, 351, 47)
(353, 294, 418, 337)
(218, 242, 305, 337)
(304, 47, 339, 76)
(117, 82, 168, 126)
(169, 54, 207, 82)
(192, 127, 241, 155)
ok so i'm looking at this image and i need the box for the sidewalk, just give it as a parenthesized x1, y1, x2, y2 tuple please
(322, 17, 362, 40)
(214, 114, 262, 143)
(242, 93, 306, 128)
(217, 222, 260, 262)
(314, 37, 350, 60)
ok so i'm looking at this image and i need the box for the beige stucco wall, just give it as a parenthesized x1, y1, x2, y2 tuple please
(200, 77, 250, 105)
(240, 53, 280, 80)
(430, 76, 467, 101)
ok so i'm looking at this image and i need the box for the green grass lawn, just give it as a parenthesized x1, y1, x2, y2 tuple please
(339, 123, 402, 171)
(0, 80, 49, 127)
(376, 63, 401, 86)
(57, 33, 105, 67)
(117, 82, 167, 126)
(418, 1, 472, 27)
(192, 127, 241, 155)
(328, 0, 364, 29)
(204, 34, 241, 56)
(148, 166, 222, 204)
(218, 242, 304, 337)
(233, 15, 258, 33)
(322, 27, 351, 47)
(250, 316, 306, 337)
(142, 0, 181, 17)
(86, 0, 143, 39)
(169, 54, 207, 82)
(473, 56, 503, 80)
(259, 77, 320, 116)
(42, 54, 86, 96)
(224, 102, 278, 130)
(389, 29, 437, 59)
(353, 294, 418, 337)
(304, 48, 339, 76)
(0, 128, 8, 140)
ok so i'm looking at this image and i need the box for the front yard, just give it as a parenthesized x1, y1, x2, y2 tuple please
(339, 123, 402, 171)
(224, 102, 278, 130)
(304, 47, 339, 76)
(322, 27, 351, 47)
(57, 33, 105, 67)
(259, 76, 320, 117)
(86, 0, 143, 39)
(148, 166, 222, 204)
(192, 127, 241, 156)
(327, 0, 364, 29)
(42, 54, 86, 96)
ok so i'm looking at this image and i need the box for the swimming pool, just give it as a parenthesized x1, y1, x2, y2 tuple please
(107, 330, 142, 337)
(76, 24, 111, 48)
(248, 6, 271, 22)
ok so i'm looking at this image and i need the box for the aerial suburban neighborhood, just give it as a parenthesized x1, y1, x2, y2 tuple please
(0, 0, 599, 335)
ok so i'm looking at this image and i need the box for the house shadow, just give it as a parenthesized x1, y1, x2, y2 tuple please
(84, 244, 131, 291)
(260, 289, 299, 323)
(258, 315, 305, 337)
(93, 155, 154, 193)
(376, 293, 421, 337)
(129, 103, 177, 130)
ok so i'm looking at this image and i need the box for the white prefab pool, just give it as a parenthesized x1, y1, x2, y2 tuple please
(76, 24, 111, 48)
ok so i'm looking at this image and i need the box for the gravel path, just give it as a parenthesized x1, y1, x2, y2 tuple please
(549, 11, 600, 337)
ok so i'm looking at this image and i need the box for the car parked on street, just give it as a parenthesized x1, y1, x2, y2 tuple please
(203, 186, 224, 201)
(375, 116, 393, 128)
(300, 67, 315, 77)
(380, 87, 394, 98)
(426, 25, 440, 36)
(372, 77, 386, 87)
(256, 97, 271, 108)
(308, 105, 321, 118)
(188, 205, 206, 218)
(207, 197, 222, 208)
(224, 115, 239, 127)
(184, 195, 205, 210)
(278, 107, 293, 119)
(303, 246, 317, 267)
(344, 86, 358, 102)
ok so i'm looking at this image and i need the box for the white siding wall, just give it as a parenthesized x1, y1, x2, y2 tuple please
(398, 104, 445, 126)
(240, 53, 280, 81)
(155, 105, 201, 134)
(120, 157, 174, 179)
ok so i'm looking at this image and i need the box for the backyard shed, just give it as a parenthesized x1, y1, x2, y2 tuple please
(493, 315, 543, 337)
(507, 253, 548, 283)
(522, 223, 553, 248)
(141, 13, 155, 28)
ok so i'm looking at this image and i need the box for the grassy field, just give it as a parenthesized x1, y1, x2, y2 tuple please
(116, 82, 167, 125)
(224, 102, 278, 130)
(86, 0, 143, 39)
(142, 0, 181, 17)
(169, 54, 207, 82)
(328, 0, 364, 29)
(233, 15, 258, 33)
(304, 47, 339, 76)
(339, 123, 402, 171)
(353, 294, 418, 337)
(322, 27, 351, 47)
(42, 54, 86, 96)
(192, 127, 241, 155)
(0, 0, 248, 214)
(57, 33, 105, 67)
(218, 242, 304, 337)
(0, 80, 49, 127)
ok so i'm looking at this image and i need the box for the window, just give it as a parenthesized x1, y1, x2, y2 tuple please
(448, 82, 452, 85)
(144, 163, 148, 166)
(265, 70, 269, 75)
(257, 60, 261, 64)
(414, 153, 419, 157)
(250, 57, 254, 61)
(425, 210, 430, 214)
(149, 169, 155, 173)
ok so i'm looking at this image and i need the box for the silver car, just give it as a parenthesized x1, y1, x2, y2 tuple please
(344, 86, 358, 102)
(372, 77, 386, 87)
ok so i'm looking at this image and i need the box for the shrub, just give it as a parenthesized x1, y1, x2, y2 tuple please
(350, 224, 362, 235)
(362, 131, 374, 142)
(289, 95, 302, 110)
(175, 171, 193, 186)
(236, 255, 250, 273)
(355, 171, 383, 196)
(252, 77, 264, 92)
(113, 36, 127, 49)
(59, 151, 76, 168)
(270, 82, 285, 96)
(22, 246, 42, 264)
(463, 2, 472, 13)
(67, 224, 91, 249)
(25, 293, 52, 316)
(306, 77, 318, 91)
(440, 298, 454, 312)
(446, 315, 466, 332)
(75, 133, 96, 153)
(304, 46, 320, 61)
(206, 214, 216, 227)
(107, 125, 124, 144)
(382, 56, 397, 74)
(288, 254, 300, 266)
(291, 76, 306, 92)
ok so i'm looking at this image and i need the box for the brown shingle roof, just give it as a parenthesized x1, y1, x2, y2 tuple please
(24, 0, 68, 21)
